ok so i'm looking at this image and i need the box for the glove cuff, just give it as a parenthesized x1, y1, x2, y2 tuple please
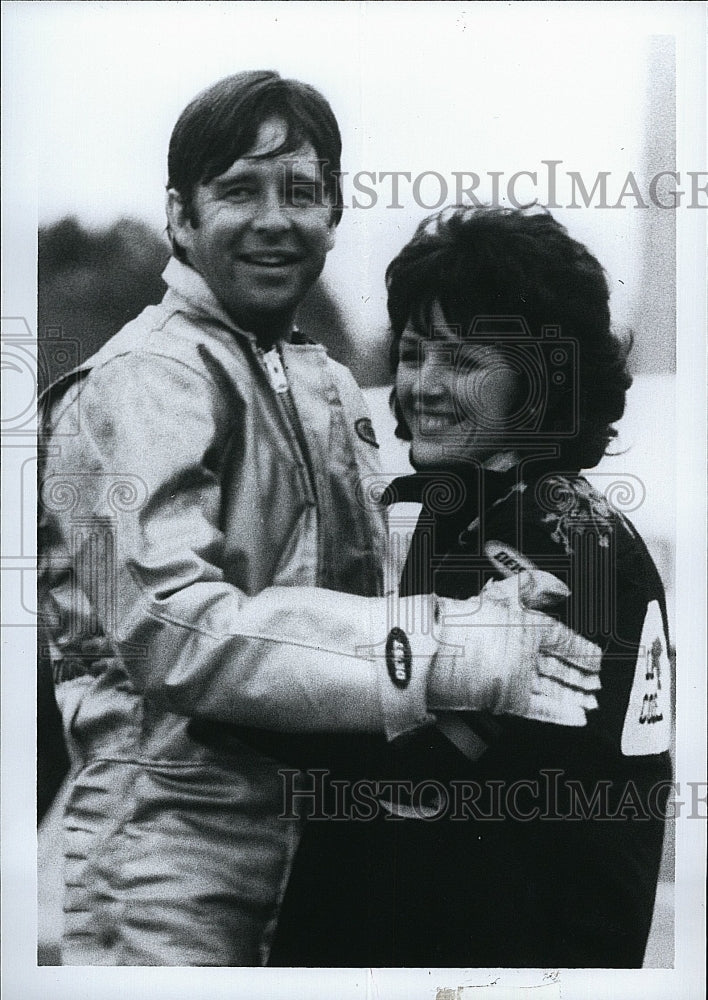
(362, 593, 439, 740)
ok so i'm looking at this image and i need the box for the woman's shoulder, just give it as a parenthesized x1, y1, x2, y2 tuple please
(484, 470, 646, 565)
(518, 473, 619, 554)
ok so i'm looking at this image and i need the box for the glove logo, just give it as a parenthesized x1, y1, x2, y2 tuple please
(386, 627, 411, 689)
(485, 540, 536, 578)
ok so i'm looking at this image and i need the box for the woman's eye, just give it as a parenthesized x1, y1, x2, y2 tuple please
(399, 347, 420, 365)
(456, 348, 487, 371)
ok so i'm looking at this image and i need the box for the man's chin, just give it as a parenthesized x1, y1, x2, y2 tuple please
(225, 301, 297, 342)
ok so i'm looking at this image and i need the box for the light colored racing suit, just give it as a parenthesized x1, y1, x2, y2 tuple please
(38, 258, 438, 965)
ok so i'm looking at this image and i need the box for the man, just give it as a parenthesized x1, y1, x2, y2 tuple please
(38, 72, 600, 966)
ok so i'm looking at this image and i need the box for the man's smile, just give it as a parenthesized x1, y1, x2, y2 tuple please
(238, 250, 303, 267)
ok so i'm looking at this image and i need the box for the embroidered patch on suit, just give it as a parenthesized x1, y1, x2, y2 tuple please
(354, 417, 379, 448)
(621, 600, 671, 756)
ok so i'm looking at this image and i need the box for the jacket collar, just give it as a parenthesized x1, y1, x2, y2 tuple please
(161, 257, 261, 346)
(384, 461, 522, 515)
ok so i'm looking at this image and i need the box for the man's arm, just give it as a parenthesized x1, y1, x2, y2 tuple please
(39, 354, 599, 739)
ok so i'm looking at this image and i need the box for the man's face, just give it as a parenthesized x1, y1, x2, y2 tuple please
(395, 302, 521, 470)
(169, 117, 336, 340)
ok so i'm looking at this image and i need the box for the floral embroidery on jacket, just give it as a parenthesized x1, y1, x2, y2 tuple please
(534, 475, 613, 554)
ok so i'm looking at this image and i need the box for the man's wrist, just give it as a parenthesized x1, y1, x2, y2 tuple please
(365, 595, 439, 739)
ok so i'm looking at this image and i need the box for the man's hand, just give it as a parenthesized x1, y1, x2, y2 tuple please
(427, 571, 601, 727)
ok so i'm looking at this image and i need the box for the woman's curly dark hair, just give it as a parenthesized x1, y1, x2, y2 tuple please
(386, 205, 633, 471)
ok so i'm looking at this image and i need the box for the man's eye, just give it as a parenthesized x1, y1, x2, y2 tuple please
(224, 186, 255, 202)
(286, 183, 321, 207)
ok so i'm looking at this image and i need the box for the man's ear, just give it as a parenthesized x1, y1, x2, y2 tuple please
(166, 189, 195, 254)
(325, 212, 337, 252)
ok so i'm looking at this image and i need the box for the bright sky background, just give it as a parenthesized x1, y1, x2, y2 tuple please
(4, 0, 698, 368)
(2, 0, 699, 556)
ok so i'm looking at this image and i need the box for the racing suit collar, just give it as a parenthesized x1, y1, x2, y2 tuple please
(383, 462, 520, 512)
(162, 256, 296, 347)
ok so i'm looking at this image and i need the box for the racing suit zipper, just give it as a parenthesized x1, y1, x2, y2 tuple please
(256, 344, 322, 577)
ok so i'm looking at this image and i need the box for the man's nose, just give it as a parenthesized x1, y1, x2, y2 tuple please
(251, 187, 291, 232)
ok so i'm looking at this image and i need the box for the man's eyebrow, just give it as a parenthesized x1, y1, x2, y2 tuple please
(213, 162, 322, 189)
(212, 168, 260, 190)
(282, 163, 324, 181)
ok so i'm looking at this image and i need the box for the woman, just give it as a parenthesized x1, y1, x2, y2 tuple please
(270, 206, 672, 968)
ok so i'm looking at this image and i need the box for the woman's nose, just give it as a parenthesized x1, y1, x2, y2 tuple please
(416, 349, 449, 399)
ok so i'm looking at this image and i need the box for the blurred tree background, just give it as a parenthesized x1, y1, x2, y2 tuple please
(37, 218, 169, 392)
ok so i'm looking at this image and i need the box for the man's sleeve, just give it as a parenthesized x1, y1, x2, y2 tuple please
(40, 353, 437, 739)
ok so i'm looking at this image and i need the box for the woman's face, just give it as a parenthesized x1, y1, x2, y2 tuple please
(395, 302, 522, 470)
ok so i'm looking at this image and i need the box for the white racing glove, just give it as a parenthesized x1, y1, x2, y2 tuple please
(427, 571, 602, 727)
